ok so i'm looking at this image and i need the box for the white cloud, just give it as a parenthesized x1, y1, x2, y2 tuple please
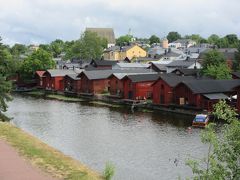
(0, 0, 239, 45)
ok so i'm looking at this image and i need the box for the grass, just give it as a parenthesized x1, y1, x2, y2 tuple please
(0, 122, 103, 180)
(46, 94, 84, 102)
(25, 90, 46, 96)
(89, 101, 122, 108)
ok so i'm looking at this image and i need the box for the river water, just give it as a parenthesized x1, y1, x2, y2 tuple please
(6, 94, 208, 180)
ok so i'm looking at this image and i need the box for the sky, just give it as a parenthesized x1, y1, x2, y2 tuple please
(0, 0, 240, 45)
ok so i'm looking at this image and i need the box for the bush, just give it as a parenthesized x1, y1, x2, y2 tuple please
(103, 162, 115, 180)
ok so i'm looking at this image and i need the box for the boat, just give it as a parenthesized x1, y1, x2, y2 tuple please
(192, 114, 209, 128)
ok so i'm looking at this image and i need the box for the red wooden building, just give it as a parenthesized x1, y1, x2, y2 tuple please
(64, 74, 81, 93)
(85, 60, 117, 70)
(35, 71, 46, 88)
(108, 73, 125, 98)
(122, 74, 159, 100)
(152, 74, 196, 106)
(77, 70, 113, 95)
(174, 79, 240, 111)
(43, 69, 81, 91)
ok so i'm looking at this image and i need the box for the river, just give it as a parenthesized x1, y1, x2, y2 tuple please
(6, 94, 208, 180)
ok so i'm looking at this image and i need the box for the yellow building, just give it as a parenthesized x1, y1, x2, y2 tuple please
(104, 45, 147, 61)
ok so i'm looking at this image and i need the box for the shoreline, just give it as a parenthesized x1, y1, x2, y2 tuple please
(14, 90, 199, 117)
(0, 121, 103, 180)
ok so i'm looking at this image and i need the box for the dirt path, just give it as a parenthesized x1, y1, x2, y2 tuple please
(0, 140, 57, 180)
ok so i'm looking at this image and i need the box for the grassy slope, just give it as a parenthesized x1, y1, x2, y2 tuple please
(0, 122, 102, 180)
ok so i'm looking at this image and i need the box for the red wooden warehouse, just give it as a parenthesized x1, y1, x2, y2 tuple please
(152, 74, 195, 106)
(122, 73, 159, 100)
(35, 70, 46, 88)
(64, 74, 81, 93)
(43, 69, 81, 91)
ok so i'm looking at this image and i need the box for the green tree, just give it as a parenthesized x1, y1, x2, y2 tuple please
(11, 44, 27, 57)
(50, 39, 64, 58)
(202, 50, 225, 70)
(185, 34, 203, 44)
(216, 37, 229, 48)
(166, 31, 181, 43)
(116, 35, 132, 46)
(203, 63, 231, 79)
(20, 48, 55, 79)
(208, 34, 220, 45)
(186, 100, 240, 179)
(225, 34, 239, 46)
(149, 35, 160, 45)
(0, 37, 13, 113)
(70, 31, 107, 60)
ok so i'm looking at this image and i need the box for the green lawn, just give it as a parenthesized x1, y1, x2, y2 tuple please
(0, 122, 102, 180)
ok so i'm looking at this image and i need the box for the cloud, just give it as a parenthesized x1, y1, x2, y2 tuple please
(0, 0, 239, 45)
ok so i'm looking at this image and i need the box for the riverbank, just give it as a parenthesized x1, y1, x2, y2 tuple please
(17, 89, 200, 116)
(0, 121, 102, 180)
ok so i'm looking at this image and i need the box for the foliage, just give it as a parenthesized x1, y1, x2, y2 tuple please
(149, 35, 160, 45)
(203, 63, 231, 79)
(103, 162, 115, 180)
(50, 39, 65, 58)
(69, 31, 107, 60)
(166, 31, 181, 43)
(208, 34, 220, 45)
(116, 35, 133, 46)
(185, 34, 204, 44)
(202, 50, 225, 70)
(233, 44, 240, 71)
(20, 48, 55, 79)
(10, 43, 27, 57)
(0, 37, 14, 113)
(186, 100, 240, 179)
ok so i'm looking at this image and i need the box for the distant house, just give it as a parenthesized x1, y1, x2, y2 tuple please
(85, 27, 116, 48)
(152, 74, 197, 105)
(112, 63, 150, 70)
(43, 69, 81, 91)
(86, 60, 117, 70)
(174, 79, 240, 111)
(169, 39, 196, 49)
(149, 63, 167, 73)
(122, 74, 159, 100)
(165, 59, 201, 73)
(103, 45, 147, 61)
(172, 68, 200, 76)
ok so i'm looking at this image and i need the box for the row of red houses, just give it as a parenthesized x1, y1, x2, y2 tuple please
(35, 69, 240, 112)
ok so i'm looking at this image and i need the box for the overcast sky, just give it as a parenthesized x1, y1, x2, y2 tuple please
(0, 0, 240, 45)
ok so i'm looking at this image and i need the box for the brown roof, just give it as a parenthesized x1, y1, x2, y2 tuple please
(86, 28, 116, 44)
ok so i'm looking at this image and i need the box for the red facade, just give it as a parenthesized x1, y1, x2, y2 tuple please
(108, 75, 124, 97)
(80, 74, 109, 94)
(64, 76, 81, 93)
(122, 78, 154, 100)
(152, 79, 174, 105)
(44, 72, 64, 91)
(35, 71, 46, 88)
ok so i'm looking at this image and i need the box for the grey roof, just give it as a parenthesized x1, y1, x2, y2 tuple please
(203, 93, 229, 100)
(65, 74, 81, 80)
(125, 73, 160, 83)
(198, 48, 238, 60)
(179, 79, 240, 94)
(111, 70, 157, 80)
(173, 39, 195, 44)
(151, 63, 167, 72)
(166, 60, 197, 68)
(45, 69, 82, 77)
(113, 63, 150, 69)
(86, 28, 115, 44)
(90, 60, 117, 66)
(104, 46, 120, 52)
(232, 72, 240, 78)
(172, 68, 200, 76)
(158, 74, 198, 87)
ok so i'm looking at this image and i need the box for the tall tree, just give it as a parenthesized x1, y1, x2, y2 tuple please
(11, 44, 27, 57)
(70, 31, 107, 60)
(202, 50, 225, 69)
(20, 48, 55, 79)
(149, 35, 160, 45)
(50, 39, 65, 58)
(187, 100, 240, 179)
(208, 34, 220, 45)
(0, 37, 13, 113)
(116, 35, 133, 46)
(203, 63, 231, 79)
(166, 31, 181, 43)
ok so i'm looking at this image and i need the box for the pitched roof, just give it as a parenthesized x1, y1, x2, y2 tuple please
(179, 79, 240, 94)
(111, 70, 157, 80)
(157, 74, 197, 87)
(45, 69, 82, 77)
(166, 60, 197, 68)
(113, 63, 150, 69)
(35, 71, 45, 77)
(232, 72, 240, 78)
(151, 63, 167, 72)
(124, 73, 160, 82)
(172, 68, 200, 76)
(90, 60, 117, 66)
(86, 27, 115, 44)
(65, 74, 81, 80)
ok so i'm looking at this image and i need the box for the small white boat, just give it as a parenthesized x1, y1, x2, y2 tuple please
(192, 114, 209, 128)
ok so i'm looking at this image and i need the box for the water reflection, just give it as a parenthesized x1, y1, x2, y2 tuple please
(6, 94, 207, 180)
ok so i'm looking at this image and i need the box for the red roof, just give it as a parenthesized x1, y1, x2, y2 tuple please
(35, 71, 46, 77)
